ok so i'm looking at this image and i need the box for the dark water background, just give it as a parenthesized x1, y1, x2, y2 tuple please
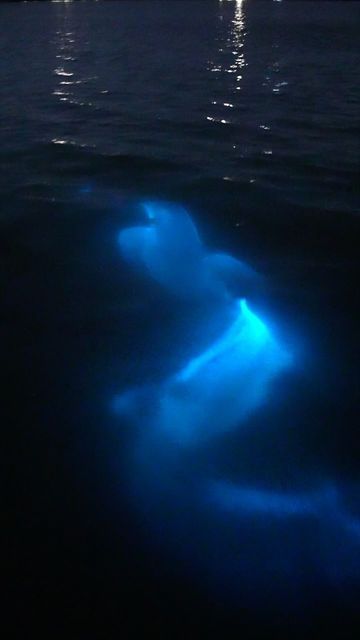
(2, 1, 359, 636)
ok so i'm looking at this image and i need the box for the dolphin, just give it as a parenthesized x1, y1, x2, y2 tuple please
(112, 201, 359, 601)
(116, 202, 290, 444)
(118, 201, 261, 301)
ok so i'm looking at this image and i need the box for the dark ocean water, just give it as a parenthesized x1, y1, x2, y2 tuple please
(2, 1, 359, 636)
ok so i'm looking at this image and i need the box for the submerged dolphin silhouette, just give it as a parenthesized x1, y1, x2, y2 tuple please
(114, 297, 290, 445)
(118, 201, 260, 301)
(116, 202, 290, 444)
(113, 201, 359, 601)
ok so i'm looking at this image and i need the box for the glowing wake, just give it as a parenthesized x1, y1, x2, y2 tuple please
(155, 298, 290, 446)
(116, 201, 290, 444)
(113, 201, 359, 602)
(119, 201, 259, 301)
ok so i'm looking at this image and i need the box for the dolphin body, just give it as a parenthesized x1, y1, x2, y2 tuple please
(114, 296, 290, 446)
(118, 201, 260, 302)
(116, 201, 290, 445)
(114, 202, 359, 601)
(150, 298, 290, 446)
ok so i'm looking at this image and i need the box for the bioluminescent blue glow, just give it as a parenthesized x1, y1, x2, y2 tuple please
(210, 481, 360, 550)
(116, 202, 290, 445)
(118, 201, 259, 301)
(113, 201, 359, 605)
(176, 300, 269, 383)
(153, 298, 291, 446)
(209, 481, 347, 519)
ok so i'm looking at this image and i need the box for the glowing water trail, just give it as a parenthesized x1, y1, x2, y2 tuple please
(114, 201, 359, 600)
(116, 201, 290, 445)
(119, 201, 260, 301)
(208, 480, 360, 529)
(153, 298, 290, 446)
